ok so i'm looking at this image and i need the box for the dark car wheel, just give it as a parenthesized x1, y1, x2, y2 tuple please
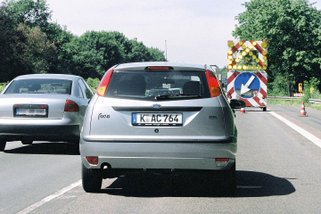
(82, 163, 102, 193)
(0, 140, 6, 151)
(207, 163, 236, 196)
(224, 164, 236, 195)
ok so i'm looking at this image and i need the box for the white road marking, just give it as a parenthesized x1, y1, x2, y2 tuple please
(269, 111, 321, 149)
(17, 180, 81, 214)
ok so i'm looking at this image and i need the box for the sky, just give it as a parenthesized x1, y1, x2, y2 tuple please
(46, 0, 321, 67)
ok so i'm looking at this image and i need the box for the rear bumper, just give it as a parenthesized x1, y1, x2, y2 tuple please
(0, 124, 80, 141)
(80, 139, 236, 171)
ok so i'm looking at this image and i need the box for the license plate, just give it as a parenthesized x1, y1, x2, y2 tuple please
(14, 104, 48, 117)
(132, 113, 183, 126)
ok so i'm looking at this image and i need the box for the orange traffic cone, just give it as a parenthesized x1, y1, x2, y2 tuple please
(300, 101, 307, 117)
(240, 107, 246, 113)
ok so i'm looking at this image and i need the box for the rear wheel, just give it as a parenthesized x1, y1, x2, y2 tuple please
(82, 164, 102, 193)
(0, 140, 6, 151)
(224, 164, 236, 195)
(208, 163, 236, 196)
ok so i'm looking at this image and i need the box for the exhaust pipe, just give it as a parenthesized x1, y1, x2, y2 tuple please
(101, 163, 111, 171)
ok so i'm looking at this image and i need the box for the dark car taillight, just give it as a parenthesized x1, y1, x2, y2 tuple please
(97, 68, 114, 96)
(206, 70, 221, 97)
(64, 99, 79, 112)
(145, 66, 174, 71)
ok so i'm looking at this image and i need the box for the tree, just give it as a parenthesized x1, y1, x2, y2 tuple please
(65, 31, 126, 78)
(0, 0, 165, 80)
(65, 31, 165, 78)
(0, 0, 57, 80)
(16, 23, 56, 73)
(234, 0, 321, 95)
(0, 5, 21, 81)
(126, 39, 165, 62)
(3, 0, 51, 30)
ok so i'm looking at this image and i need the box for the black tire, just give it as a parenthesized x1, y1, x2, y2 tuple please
(224, 164, 236, 195)
(262, 107, 267, 112)
(206, 163, 236, 196)
(21, 140, 33, 145)
(0, 140, 6, 151)
(82, 164, 102, 193)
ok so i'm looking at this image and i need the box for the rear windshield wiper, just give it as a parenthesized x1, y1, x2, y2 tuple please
(154, 94, 201, 100)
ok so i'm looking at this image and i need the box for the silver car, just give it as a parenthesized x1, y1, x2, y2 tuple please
(0, 74, 93, 151)
(80, 62, 240, 193)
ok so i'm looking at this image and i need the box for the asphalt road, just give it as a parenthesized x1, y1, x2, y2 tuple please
(1, 104, 321, 214)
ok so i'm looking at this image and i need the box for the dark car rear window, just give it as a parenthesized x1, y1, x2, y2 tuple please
(106, 70, 210, 100)
(4, 79, 72, 95)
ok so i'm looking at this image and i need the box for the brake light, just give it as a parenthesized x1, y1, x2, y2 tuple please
(206, 70, 221, 97)
(215, 157, 230, 167)
(64, 99, 79, 112)
(97, 68, 114, 96)
(145, 66, 173, 71)
(86, 156, 99, 165)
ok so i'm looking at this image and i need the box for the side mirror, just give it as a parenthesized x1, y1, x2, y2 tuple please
(230, 99, 246, 109)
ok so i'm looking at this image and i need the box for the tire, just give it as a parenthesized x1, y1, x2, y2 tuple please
(262, 107, 267, 112)
(224, 164, 236, 195)
(82, 163, 102, 193)
(206, 163, 236, 196)
(0, 140, 6, 151)
(21, 140, 33, 145)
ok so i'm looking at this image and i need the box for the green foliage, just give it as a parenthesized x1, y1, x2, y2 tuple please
(0, 82, 6, 92)
(0, 0, 165, 82)
(302, 77, 320, 102)
(51, 31, 165, 78)
(0, 0, 57, 81)
(268, 97, 302, 106)
(86, 77, 100, 92)
(3, 0, 51, 28)
(234, 0, 321, 93)
(269, 74, 289, 96)
(17, 23, 56, 73)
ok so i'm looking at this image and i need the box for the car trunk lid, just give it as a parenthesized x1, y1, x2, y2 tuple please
(88, 97, 228, 142)
(0, 94, 69, 119)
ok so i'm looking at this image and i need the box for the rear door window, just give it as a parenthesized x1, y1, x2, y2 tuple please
(106, 70, 210, 100)
(78, 79, 93, 99)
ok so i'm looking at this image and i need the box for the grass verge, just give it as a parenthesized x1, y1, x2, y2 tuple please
(268, 98, 321, 111)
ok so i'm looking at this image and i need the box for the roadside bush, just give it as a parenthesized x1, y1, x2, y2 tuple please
(0, 83, 7, 93)
(302, 77, 320, 103)
(269, 75, 288, 96)
(86, 77, 100, 92)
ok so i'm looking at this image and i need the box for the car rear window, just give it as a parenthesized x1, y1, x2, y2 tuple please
(4, 79, 72, 95)
(106, 70, 210, 100)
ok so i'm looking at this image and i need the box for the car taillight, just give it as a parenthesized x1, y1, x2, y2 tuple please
(64, 99, 79, 112)
(145, 66, 173, 71)
(86, 156, 99, 165)
(206, 70, 221, 97)
(97, 68, 114, 96)
(215, 157, 230, 167)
